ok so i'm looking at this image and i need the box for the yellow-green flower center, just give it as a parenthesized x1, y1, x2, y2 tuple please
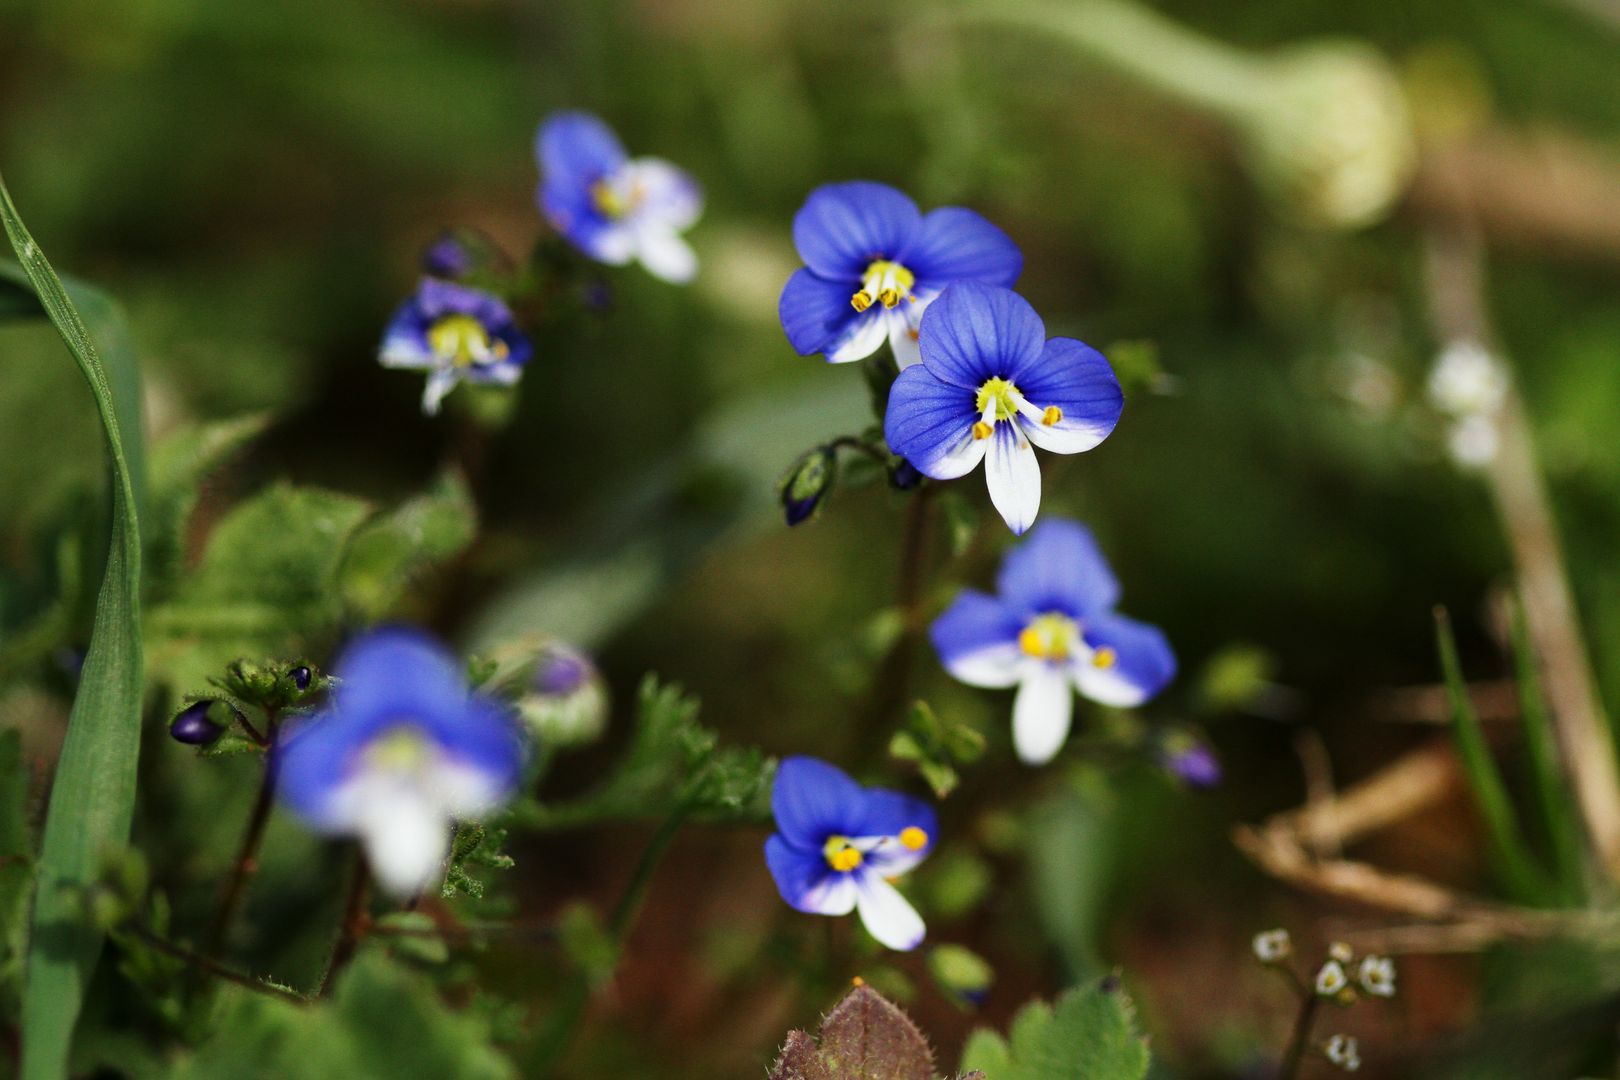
(428, 315, 508, 368)
(1018, 613, 1118, 668)
(364, 726, 433, 772)
(975, 376, 1021, 421)
(823, 835, 863, 872)
(590, 178, 639, 219)
(851, 260, 916, 312)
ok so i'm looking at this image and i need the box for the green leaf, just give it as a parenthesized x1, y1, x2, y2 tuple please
(165, 953, 515, 1080)
(144, 413, 270, 586)
(339, 471, 477, 622)
(1434, 606, 1554, 904)
(960, 978, 1150, 1080)
(1509, 595, 1587, 904)
(0, 730, 34, 1005)
(768, 984, 984, 1080)
(440, 822, 515, 901)
(144, 483, 371, 693)
(3, 174, 147, 1080)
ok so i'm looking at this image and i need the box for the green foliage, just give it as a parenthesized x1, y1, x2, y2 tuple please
(889, 700, 985, 799)
(556, 902, 619, 991)
(959, 978, 1150, 1080)
(0, 730, 34, 1010)
(1193, 643, 1277, 714)
(441, 823, 515, 901)
(927, 944, 994, 1008)
(144, 414, 270, 587)
(3, 176, 148, 1080)
(769, 984, 985, 1080)
(520, 676, 774, 828)
(1510, 596, 1588, 905)
(166, 953, 515, 1080)
(339, 472, 477, 622)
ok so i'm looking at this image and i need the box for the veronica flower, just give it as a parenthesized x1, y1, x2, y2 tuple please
(930, 519, 1175, 765)
(379, 279, 532, 416)
(764, 756, 937, 951)
(275, 628, 525, 898)
(884, 283, 1123, 534)
(537, 111, 703, 284)
(779, 181, 1021, 368)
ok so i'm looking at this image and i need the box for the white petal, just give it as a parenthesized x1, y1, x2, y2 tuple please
(1012, 664, 1073, 765)
(625, 157, 703, 230)
(421, 369, 458, 416)
(1072, 661, 1150, 708)
(354, 784, 452, 898)
(427, 757, 507, 819)
(1015, 397, 1111, 454)
(588, 223, 637, 265)
(826, 311, 890, 364)
(943, 642, 1022, 688)
(633, 224, 698, 284)
(379, 339, 433, 371)
(984, 420, 1042, 534)
(886, 306, 923, 369)
(798, 872, 859, 916)
(854, 874, 926, 951)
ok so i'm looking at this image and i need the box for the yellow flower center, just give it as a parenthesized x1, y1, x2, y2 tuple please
(975, 377, 1021, 422)
(364, 725, 433, 772)
(590, 177, 642, 219)
(899, 826, 929, 851)
(823, 835, 863, 872)
(427, 315, 508, 368)
(851, 260, 916, 312)
(1018, 613, 1077, 662)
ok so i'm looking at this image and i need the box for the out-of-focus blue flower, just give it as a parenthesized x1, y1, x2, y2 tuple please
(764, 756, 937, 951)
(379, 279, 532, 416)
(930, 519, 1175, 765)
(779, 181, 1021, 368)
(275, 627, 525, 898)
(884, 283, 1122, 534)
(537, 111, 703, 284)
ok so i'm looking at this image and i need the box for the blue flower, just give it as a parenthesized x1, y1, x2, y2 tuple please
(764, 756, 937, 951)
(275, 627, 526, 897)
(884, 283, 1123, 534)
(930, 519, 1175, 765)
(379, 279, 532, 416)
(779, 181, 1022, 368)
(537, 111, 703, 284)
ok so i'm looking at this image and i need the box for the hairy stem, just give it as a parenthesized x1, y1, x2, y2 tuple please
(126, 924, 308, 1005)
(203, 733, 280, 965)
(318, 855, 372, 997)
(855, 488, 937, 755)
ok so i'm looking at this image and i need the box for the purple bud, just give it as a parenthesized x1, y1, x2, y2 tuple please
(1164, 743, 1222, 788)
(423, 233, 475, 278)
(289, 665, 312, 691)
(889, 459, 923, 491)
(170, 701, 225, 746)
(534, 645, 594, 698)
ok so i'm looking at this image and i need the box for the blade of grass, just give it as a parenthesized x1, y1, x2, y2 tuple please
(1510, 593, 1589, 905)
(1, 173, 146, 1080)
(1434, 606, 1552, 905)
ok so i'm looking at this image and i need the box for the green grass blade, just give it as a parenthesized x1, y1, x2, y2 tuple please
(1, 173, 146, 1080)
(1433, 606, 1552, 905)
(1510, 593, 1588, 904)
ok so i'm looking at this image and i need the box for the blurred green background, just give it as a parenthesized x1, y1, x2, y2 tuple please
(6, 0, 1620, 1075)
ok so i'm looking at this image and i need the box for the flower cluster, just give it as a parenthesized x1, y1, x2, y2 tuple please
(378, 112, 701, 415)
(1427, 338, 1508, 467)
(931, 519, 1176, 764)
(1253, 928, 1396, 1073)
(274, 628, 526, 898)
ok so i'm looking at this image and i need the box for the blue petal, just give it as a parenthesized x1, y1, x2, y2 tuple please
(435, 694, 527, 795)
(536, 111, 627, 186)
(917, 282, 1045, 389)
(852, 789, 938, 847)
(771, 756, 862, 846)
(540, 181, 631, 263)
(379, 299, 432, 362)
(414, 279, 514, 327)
(765, 834, 854, 915)
(930, 589, 1021, 665)
(1013, 338, 1123, 451)
(328, 627, 477, 741)
(1080, 611, 1177, 702)
(883, 366, 983, 480)
(792, 181, 920, 281)
(272, 709, 356, 828)
(996, 518, 1121, 619)
(903, 207, 1022, 291)
(779, 267, 861, 356)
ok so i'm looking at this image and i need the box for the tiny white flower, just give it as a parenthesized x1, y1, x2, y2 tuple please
(1427, 339, 1507, 419)
(1328, 941, 1354, 964)
(1315, 959, 1350, 997)
(1324, 1034, 1361, 1071)
(1447, 412, 1500, 467)
(1253, 928, 1292, 964)
(1358, 954, 1396, 998)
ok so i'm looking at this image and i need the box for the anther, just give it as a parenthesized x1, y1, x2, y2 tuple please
(851, 291, 874, 313)
(972, 421, 993, 440)
(1041, 405, 1063, 426)
(1093, 647, 1118, 669)
(900, 826, 928, 851)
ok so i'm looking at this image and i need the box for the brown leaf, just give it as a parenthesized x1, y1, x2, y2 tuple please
(769, 985, 965, 1080)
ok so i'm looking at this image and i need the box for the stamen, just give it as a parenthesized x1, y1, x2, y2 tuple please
(1020, 613, 1079, 662)
(900, 826, 928, 851)
(1018, 627, 1044, 657)
(831, 847, 862, 872)
(1093, 647, 1118, 669)
(851, 290, 874, 313)
(972, 421, 994, 440)
(1041, 405, 1063, 426)
(878, 288, 900, 309)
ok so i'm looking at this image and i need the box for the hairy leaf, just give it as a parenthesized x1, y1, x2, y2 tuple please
(959, 978, 1150, 1080)
(339, 471, 476, 622)
(769, 984, 985, 1080)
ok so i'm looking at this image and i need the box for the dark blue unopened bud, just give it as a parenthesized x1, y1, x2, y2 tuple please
(534, 645, 593, 697)
(1160, 737, 1222, 788)
(289, 665, 312, 691)
(169, 701, 226, 746)
(780, 446, 837, 526)
(889, 459, 923, 491)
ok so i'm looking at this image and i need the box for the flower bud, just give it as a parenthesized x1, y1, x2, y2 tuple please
(889, 459, 924, 491)
(421, 228, 505, 281)
(1158, 731, 1222, 788)
(778, 445, 837, 526)
(169, 701, 227, 746)
(927, 944, 994, 1008)
(289, 665, 313, 691)
(518, 643, 608, 749)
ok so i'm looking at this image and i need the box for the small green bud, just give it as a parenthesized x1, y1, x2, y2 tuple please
(778, 445, 837, 526)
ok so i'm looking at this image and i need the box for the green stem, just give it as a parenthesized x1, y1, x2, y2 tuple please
(855, 487, 937, 756)
(1277, 991, 1320, 1080)
(203, 737, 279, 966)
(318, 855, 371, 997)
(125, 924, 307, 1006)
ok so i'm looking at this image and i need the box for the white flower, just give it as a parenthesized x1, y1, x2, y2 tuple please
(1358, 955, 1396, 998)
(1427, 340, 1507, 419)
(1324, 1034, 1361, 1071)
(1315, 959, 1350, 997)
(1253, 928, 1292, 964)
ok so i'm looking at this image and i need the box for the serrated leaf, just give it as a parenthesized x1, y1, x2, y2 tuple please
(339, 471, 477, 622)
(959, 978, 1150, 1080)
(768, 985, 984, 1080)
(3, 176, 147, 1080)
(144, 413, 270, 586)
